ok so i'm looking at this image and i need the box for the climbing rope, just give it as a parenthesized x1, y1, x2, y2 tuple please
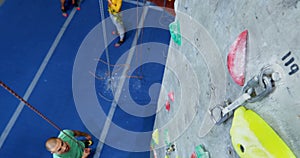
(97, 0, 145, 86)
(0, 81, 85, 150)
(98, 0, 112, 80)
(96, 0, 173, 82)
(0, 81, 62, 131)
(135, 0, 147, 78)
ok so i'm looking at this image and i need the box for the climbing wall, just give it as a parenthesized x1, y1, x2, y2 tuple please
(152, 0, 300, 157)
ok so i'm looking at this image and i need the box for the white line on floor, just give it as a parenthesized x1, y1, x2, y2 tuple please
(0, 8, 77, 149)
(93, 3, 149, 158)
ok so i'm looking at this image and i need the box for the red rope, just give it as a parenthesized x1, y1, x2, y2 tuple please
(0, 81, 85, 150)
(0, 81, 62, 131)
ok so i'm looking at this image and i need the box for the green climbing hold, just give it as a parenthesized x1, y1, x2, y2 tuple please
(169, 20, 182, 46)
(164, 129, 170, 146)
(194, 144, 210, 158)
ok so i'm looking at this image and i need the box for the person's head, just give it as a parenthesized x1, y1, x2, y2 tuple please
(45, 137, 70, 154)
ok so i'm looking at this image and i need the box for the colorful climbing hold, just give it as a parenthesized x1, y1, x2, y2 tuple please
(227, 30, 248, 86)
(150, 146, 157, 158)
(168, 91, 175, 102)
(152, 129, 160, 145)
(230, 106, 296, 158)
(194, 144, 210, 158)
(169, 20, 182, 46)
(191, 152, 197, 158)
(164, 129, 171, 146)
(165, 100, 171, 111)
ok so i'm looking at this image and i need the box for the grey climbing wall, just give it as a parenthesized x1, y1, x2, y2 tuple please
(153, 0, 300, 157)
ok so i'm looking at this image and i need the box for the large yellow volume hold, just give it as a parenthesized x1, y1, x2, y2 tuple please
(230, 106, 295, 158)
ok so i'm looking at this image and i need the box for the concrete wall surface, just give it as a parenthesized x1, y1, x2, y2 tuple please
(153, 0, 300, 157)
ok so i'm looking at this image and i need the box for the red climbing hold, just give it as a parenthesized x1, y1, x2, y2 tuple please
(227, 30, 248, 86)
(165, 100, 170, 111)
(168, 91, 174, 102)
(190, 152, 197, 158)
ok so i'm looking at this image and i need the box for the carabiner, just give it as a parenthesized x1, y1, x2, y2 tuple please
(243, 67, 274, 103)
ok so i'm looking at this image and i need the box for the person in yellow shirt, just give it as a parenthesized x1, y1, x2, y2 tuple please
(108, 0, 125, 47)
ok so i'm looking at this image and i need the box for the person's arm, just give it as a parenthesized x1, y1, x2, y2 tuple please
(108, 0, 112, 5)
(72, 130, 92, 140)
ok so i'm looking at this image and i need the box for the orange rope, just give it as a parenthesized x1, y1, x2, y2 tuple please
(93, 58, 143, 79)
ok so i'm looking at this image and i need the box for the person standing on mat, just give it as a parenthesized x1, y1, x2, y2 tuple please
(60, 0, 81, 17)
(45, 129, 92, 158)
(108, 0, 125, 47)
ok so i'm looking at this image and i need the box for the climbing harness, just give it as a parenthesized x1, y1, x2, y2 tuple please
(209, 65, 276, 125)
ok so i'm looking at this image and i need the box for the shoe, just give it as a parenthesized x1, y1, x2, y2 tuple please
(114, 39, 124, 47)
(62, 8, 68, 17)
(73, 1, 81, 10)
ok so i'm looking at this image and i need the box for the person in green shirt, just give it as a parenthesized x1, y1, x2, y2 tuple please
(45, 129, 92, 158)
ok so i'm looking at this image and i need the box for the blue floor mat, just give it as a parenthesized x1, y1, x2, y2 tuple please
(0, 0, 64, 141)
(0, 0, 174, 157)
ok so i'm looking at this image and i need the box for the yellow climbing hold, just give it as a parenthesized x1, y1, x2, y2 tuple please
(230, 106, 295, 158)
(152, 129, 159, 145)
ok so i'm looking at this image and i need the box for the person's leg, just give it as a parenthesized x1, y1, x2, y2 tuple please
(110, 13, 125, 47)
(60, 0, 65, 10)
(60, 0, 68, 17)
(110, 15, 119, 35)
(72, 0, 80, 10)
